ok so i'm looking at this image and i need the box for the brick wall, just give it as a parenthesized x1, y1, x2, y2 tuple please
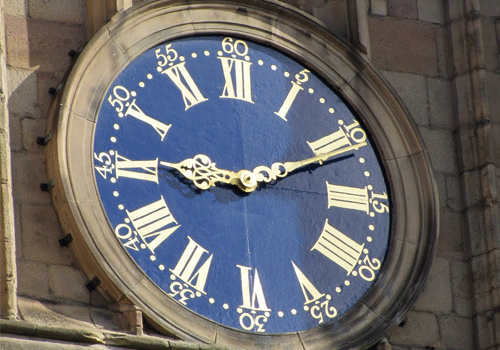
(2, 0, 499, 349)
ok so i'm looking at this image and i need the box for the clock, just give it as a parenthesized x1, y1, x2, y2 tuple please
(45, 1, 438, 349)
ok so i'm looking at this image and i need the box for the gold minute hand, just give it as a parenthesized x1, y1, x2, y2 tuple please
(240, 142, 368, 192)
(282, 142, 367, 173)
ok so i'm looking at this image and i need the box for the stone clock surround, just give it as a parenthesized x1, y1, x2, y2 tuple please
(42, 1, 438, 349)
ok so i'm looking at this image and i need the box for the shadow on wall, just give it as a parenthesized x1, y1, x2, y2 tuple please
(3, 10, 111, 313)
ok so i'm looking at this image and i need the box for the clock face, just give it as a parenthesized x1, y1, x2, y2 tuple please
(92, 35, 391, 334)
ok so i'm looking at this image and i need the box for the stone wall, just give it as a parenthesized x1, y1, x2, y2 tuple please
(1, 0, 499, 349)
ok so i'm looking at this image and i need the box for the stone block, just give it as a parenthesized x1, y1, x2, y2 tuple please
(5, 0, 26, 16)
(414, 257, 453, 313)
(37, 71, 62, 119)
(471, 253, 495, 294)
(7, 67, 40, 118)
(454, 74, 472, 127)
(476, 313, 497, 349)
(450, 260, 472, 299)
(420, 127, 458, 174)
(458, 126, 481, 172)
(387, 311, 440, 347)
(381, 70, 429, 126)
(20, 203, 73, 265)
(16, 259, 50, 298)
(481, 17, 499, 73)
(370, 0, 388, 15)
(22, 117, 45, 153)
(17, 298, 99, 333)
(479, 0, 500, 17)
(428, 78, 454, 129)
(5, 15, 30, 69)
(417, 0, 445, 24)
(436, 26, 452, 80)
(369, 17, 439, 76)
(445, 175, 462, 211)
(28, 0, 85, 25)
(453, 296, 474, 317)
(11, 152, 51, 204)
(448, 0, 464, 21)
(465, 206, 489, 257)
(486, 71, 500, 124)
(388, 0, 417, 19)
(14, 202, 22, 257)
(5, 15, 85, 74)
(489, 249, 500, 288)
(439, 315, 474, 350)
(490, 123, 500, 167)
(450, 20, 468, 76)
(48, 265, 90, 303)
(480, 164, 500, 205)
(90, 308, 122, 330)
(436, 210, 465, 260)
(312, 1, 349, 39)
(9, 114, 23, 152)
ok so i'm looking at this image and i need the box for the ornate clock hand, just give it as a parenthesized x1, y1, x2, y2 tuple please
(241, 142, 368, 191)
(160, 154, 239, 190)
(160, 143, 366, 193)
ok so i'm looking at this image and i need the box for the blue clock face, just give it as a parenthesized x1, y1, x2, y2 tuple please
(93, 36, 391, 334)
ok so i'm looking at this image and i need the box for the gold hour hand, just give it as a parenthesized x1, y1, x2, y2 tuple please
(160, 154, 239, 190)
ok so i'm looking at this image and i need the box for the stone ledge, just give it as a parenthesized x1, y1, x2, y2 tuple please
(0, 319, 240, 350)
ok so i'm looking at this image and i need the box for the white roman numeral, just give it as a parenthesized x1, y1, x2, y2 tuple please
(326, 182, 370, 214)
(124, 99, 171, 141)
(307, 120, 367, 156)
(126, 196, 180, 254)
(274, 81, 303, 121)
(170, 237, 213, 294)
(115, 152, 158, 183)
(311, 219, 364, 275)
(162, 62, 207, 110)
(237, 265, 271, 313)
(291, 262, 325, 305)
(307, 128, 352, 155)
(219, 57, 253, 103)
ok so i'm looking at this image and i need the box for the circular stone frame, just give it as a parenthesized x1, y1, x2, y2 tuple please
(45, 1, 439, 349)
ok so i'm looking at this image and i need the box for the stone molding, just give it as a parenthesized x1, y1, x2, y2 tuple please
(448, 0, 500, 348)
(0, 0, 18, 321)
